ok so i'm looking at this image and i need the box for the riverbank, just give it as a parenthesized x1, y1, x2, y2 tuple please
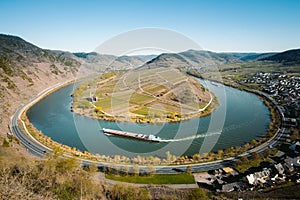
(18, 74, 281, 169)
(72, 96, 219, 124)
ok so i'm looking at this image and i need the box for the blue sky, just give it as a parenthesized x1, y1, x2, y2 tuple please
(1, 0, 300, 53)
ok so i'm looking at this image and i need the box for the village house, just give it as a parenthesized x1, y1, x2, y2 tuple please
(245, 168, 272, 186)
(283, 157, 295, 174)
(274, 163, 285, 175)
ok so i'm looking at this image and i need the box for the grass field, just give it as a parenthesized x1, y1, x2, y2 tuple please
(105, 173, 196, 184)
(234, 157, 270, 173)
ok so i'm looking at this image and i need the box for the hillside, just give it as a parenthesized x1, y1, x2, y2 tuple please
(260, 48, 300, 65)
(0, 34, 81, 134)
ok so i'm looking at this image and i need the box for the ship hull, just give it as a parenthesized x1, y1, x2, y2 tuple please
(102, 128, 161, 142)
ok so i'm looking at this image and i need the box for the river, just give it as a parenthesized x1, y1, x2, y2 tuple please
(27, 79, 270, 158)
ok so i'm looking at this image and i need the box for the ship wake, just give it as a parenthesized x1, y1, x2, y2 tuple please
(160, 131, 221, 142)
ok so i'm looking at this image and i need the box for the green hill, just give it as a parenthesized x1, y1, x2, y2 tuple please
(260, 48, 300, 65)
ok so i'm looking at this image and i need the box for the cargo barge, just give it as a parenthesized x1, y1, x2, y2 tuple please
(102, 128, 161, 142)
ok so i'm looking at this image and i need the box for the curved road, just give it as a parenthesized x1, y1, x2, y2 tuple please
(10, 80, 285, 174)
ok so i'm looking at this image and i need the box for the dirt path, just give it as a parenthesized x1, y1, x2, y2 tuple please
(96, 172, 199, 189)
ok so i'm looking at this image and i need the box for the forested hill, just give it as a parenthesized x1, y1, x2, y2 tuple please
(260, 48, 300, 65)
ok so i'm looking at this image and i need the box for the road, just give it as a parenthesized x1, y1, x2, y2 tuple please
(11, 107, 50, 157)
(10, 80, 285, 174)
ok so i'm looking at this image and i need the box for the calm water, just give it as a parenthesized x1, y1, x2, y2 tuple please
(27, 79, 270, 158)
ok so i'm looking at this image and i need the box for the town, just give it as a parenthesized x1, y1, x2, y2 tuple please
(194, 72, 300, 193)
(243, 72, 299, 121)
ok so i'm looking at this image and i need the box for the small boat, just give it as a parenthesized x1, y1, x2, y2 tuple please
(102, 128, 161, 142)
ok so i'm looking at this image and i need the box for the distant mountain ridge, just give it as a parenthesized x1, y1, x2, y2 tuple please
(139, 48, 299, 70)
(225, 52, 277, 61)
(140, 50, 240, 69)
(73, 52, 156, 70)
(260, 49, 300, 65)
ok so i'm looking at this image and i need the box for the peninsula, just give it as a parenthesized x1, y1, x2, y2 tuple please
(71, 67, 218, 123)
